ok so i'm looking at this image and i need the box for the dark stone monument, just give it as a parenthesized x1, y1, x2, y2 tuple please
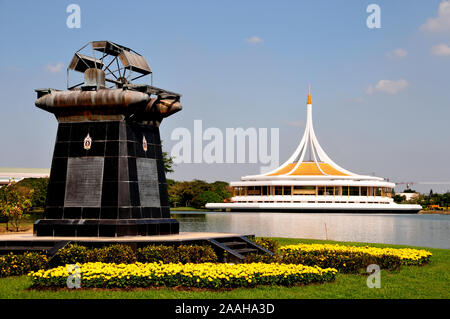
(33, 41, 182, 237)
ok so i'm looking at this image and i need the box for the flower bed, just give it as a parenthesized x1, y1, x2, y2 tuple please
(279, 244, 432, 273)
(28, 262, 337, 289)
(0, 252, 48, 277)
(53, 244, 218, 265)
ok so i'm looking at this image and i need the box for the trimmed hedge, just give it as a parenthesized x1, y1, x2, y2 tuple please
(0, 252, 48, 277)
(54, 244, 217, 265)
(54, 244, 136, 265)
(253, 237, 279, 253)
(137, 244, 218, 263)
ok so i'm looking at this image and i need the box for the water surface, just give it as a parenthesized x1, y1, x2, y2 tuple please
(171, 212, 450, 249)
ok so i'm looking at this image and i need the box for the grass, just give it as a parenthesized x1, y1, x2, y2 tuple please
(0, 238, 448, 299)
(0, 220, 34, 234)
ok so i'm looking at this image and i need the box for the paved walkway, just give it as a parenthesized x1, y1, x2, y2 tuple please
(0, 232, 244, 242)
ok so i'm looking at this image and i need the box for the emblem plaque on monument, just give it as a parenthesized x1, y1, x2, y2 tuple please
(33, 41, 182, 237)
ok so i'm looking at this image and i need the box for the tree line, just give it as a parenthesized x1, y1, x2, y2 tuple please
(393, 189, 450, 210)
(167, 179, 231, 209)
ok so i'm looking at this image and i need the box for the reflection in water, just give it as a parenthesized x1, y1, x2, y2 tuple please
(172, 212, 450, 249)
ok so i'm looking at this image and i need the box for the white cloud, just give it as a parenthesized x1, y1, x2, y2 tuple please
(45, 62, 64, 73)
(420, 0, 450, 32)
(366, 79, 409, 95)
(244, 36, 263, 44)
(431, 43, 450, 56)
(387, 48, 408, 59)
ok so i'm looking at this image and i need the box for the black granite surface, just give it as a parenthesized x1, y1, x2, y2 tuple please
(34, 120, 178, 237)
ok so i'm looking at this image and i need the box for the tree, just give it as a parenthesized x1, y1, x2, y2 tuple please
(191, 191, 223, 209)
(211, 181, 232, 200)
(168, 182, 185, 208)
(162, 151, 175, 174)
(161, 140, 175, 174)
(393, 194, 406, 204)
(16, 178, 49, 209)
(167, 179, 232, 208)
(0, 180, 34, 232)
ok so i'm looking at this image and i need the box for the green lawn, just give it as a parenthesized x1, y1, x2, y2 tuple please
(0, 220, 34, 234)
(0, 238, 449, 299)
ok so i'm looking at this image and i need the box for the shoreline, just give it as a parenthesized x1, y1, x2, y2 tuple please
(171, 208, 450, 215)
(419, 210, 450, 215)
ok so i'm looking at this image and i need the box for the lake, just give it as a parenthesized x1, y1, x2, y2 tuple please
(171, 212, 450, 249)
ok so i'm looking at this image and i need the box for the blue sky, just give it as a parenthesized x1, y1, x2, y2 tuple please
(0, 0, 449, 193)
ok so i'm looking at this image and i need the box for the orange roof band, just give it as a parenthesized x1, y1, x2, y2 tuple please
(267, 162, 349, 176)
(307, 83, 312, 105)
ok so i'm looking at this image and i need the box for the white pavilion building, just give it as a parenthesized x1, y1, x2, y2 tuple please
(206, 86, 422, 213)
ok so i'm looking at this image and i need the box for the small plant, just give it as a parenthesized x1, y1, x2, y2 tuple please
(279, 244, 432, 273)
(137, 245, 217, 264)
(96, 244, 137, 264)
(55, 244, 137, 265)
(253, 237, 279, 253)
(0, 252, 48, 277)
(137, 245, 178, 263)
(176, 245, 217, 263)
(55, 243, 218, 265)
(54, 244, 89, 265)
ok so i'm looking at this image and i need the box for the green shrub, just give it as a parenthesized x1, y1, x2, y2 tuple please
(243, 253, 278, 264)
(253, 237, 279, 253)
(55, 244, 136, 265)
(55, 244, 217, 265)
(96, 244, 137, 264)
(137, 245, 178, 263)
(0, 252, 48, 277)
(137, 245, 217, 263)
(54, 244, 89, 265)
(177, 245, 217, 263)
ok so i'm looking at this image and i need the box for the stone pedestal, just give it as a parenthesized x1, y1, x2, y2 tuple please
(34, 120, 178, 237)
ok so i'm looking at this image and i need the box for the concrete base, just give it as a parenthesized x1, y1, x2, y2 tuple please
(0, 232, 243, 243)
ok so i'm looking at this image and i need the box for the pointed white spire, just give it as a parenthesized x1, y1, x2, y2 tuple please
(239, 84, 389, 181)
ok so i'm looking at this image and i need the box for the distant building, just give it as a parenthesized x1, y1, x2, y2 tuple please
(0, 167, 50, 186)
(397, 192, 419, 201)
(206, 86, 422, 213)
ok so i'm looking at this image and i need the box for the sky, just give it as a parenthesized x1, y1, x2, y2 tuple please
(0, 0, 449, 193)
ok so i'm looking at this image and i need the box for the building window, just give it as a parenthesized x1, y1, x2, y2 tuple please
(247, 186, 260, 196)
(342, 186, 349, 196)
(349, 186, 359, 196)
(284, 186, 292, 195)
(318, 187, 325, 195)
(274, 186, 283, 195)
(361, 187, 368, 196)
(293, 186, 316, 195)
